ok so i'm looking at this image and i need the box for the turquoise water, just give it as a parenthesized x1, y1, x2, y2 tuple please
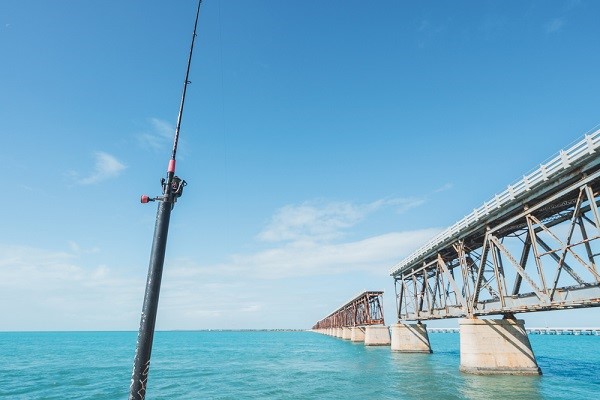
(0, 331, 598, 399)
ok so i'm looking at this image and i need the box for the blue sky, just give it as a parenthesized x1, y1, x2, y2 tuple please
(1, 0, 599, 330)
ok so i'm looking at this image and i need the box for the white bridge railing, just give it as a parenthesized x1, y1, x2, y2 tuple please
(390, 128, 600, 276)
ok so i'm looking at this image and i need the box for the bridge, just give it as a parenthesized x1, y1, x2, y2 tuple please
(314, 129, 600, 374)
(312, 291, 391, 345)
(388, 128, 600, 374)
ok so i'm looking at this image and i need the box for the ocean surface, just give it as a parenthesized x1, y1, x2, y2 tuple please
(0, 330, 598, 399)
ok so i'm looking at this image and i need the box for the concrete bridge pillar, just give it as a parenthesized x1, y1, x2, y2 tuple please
(342, 327, 352, 340)
(335, 327, 343, 338)
(351, 326, 365, 342)
(390, 322, 432, 353)
(364, 325, 391, 346)
(459, 317, 541, 375)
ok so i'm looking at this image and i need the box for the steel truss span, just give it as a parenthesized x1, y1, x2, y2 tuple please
(313, 291, 385, 329)
(391, 130, 600, 320)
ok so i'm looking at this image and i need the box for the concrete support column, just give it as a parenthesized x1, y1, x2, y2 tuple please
(342, 327, 352, 340)
(390, 323, 432, 353)
(364, 325, 391, 346)
(351, 326, 365, 342)
(335, 327, 343, 338)
(459, 317, 541, 375)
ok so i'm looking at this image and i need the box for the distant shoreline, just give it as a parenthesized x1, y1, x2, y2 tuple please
(0, 329, 310, 333)
(2, 327, 599, 334)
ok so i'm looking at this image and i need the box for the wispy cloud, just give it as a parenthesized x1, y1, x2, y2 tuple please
(257, 201, 364, 243)
(257, 198, 424, 244)
(376, 197, 426, 213)
(75, 152, 126, 185)
(545, 18, 565, 34)
(226, 229, 440, 279)
(0, 223, 440, 331)
(154, 225, 440, 328)
(137, 118, 174, 151)
(0, 197, 439, 330)
(434, 182, 454, 193)
(67, 240, 100, 254)
(0, 244, 139, 330)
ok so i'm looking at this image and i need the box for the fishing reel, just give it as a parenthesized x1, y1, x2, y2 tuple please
(163, 175, 187, 199)
(140, 176, 187, 205)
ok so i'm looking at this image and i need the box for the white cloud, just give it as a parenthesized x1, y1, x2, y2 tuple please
(257, 198, 424, 243)
(0, 197, 440, 330)
(137, 118, 174, 151)
(67, 240, 100, 254)
(67, 240, 81, 253)
(434, 182, 454, 193)
(150, 226, 440, 329)
(545, 18, 565, 34)
(377, 197, 426, 213)
(77, 152, 126, 185)
(225, 229, 440, 279)
(0, 244, 140, 331)
(257, 201, 363, 243)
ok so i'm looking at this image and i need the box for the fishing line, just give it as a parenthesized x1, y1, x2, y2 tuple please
(171, 0, 203, 164)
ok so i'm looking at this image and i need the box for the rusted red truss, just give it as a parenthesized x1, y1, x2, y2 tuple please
(312, 291, 385, 329)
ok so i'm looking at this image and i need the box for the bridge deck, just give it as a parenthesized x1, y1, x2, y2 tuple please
(391, 129, 600, 277)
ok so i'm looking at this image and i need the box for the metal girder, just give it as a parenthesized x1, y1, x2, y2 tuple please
(390, 129, 600, 276)
(392, 131, 600, 321)
(312, 291, 385, 329)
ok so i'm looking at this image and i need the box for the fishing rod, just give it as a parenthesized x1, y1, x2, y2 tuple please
(129, 1, 202, 399)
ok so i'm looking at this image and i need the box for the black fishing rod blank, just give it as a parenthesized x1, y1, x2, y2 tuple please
(129, 1, 202, 399)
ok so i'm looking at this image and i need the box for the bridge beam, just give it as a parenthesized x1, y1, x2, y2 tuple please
(459, 316, 541, 375)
